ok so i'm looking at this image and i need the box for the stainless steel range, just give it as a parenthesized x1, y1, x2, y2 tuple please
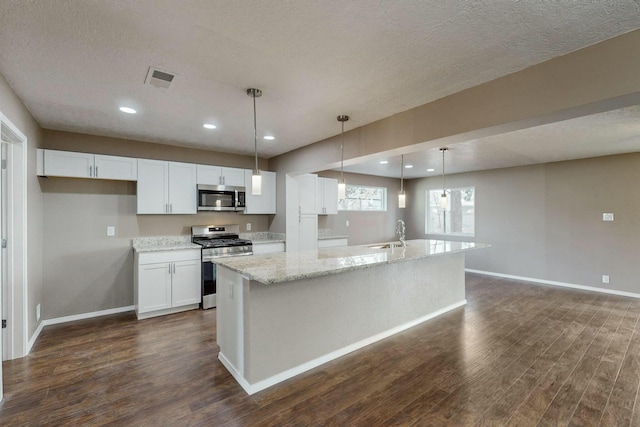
(191, 224, 253, 309)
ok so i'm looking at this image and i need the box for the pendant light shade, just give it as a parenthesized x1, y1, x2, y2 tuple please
(337, 115, 349, 200)
(398, 154, 406, 209)
(247, 88, 262, 196)
(440, 148, 448, 208)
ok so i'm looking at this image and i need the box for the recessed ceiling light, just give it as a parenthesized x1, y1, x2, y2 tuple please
(263, 135, 275, 140)
(379, 160, 388, 164)
(119, 106, 137, 114)
(427, 168, 435, 172)
(405, 164, 413, 169)
(203, 123, 216, 129)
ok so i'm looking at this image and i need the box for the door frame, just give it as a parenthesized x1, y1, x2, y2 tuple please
(0, 109, 28, 392)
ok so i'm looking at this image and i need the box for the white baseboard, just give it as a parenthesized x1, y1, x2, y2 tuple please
(43, 305, 135, 326)
(465, 269, 640, 299)
(222, 299, 467, 395)
(26, 321, 45, 354)
(26, 305, 134, 355)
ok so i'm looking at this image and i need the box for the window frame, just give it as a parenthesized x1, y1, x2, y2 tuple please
(338, 184, 388, 212)
(425, 186, 475, 237)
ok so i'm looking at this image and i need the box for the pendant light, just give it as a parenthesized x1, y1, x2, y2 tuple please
(247, 88, 262, 195)
(440, 147, 448, 208)
(398, 154, 406, 209)
(337, 115, 349, 200)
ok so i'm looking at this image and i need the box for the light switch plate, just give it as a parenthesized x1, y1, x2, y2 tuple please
(246, 223, 252, 231)
(346, 220, 350, 227)
(602, 213, 614, 221)
(602, 275, 610, 284)
(107, 226, 115, 236)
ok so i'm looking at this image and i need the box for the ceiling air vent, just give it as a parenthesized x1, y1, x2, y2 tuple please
(144, 67, 176, 89)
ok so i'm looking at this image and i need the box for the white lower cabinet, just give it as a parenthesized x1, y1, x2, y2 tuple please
(134, 249, 201, 319)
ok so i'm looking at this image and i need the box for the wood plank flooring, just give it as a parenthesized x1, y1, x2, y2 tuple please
(2, 273, 640, 426)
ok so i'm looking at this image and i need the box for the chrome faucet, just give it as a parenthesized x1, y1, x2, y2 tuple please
(396, 220, 406, 248)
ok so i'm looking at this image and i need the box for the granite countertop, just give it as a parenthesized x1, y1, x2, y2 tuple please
(213, 239, 489, 285)
(240, 232, 286, 244)
(132, 236, 201, 253)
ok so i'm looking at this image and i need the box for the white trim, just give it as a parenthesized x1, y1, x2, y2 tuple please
(222, 299, 467, 395)
(0, 110, 28, 362)
(135, 304, 198, 320)
(465, 269, 640, 299)
(25, 306, 136, 355)
(26, 320, 44, 354)
(43, 305, 135, 326)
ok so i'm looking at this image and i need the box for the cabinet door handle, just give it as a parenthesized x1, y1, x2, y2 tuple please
(168, 264, 171, 274)
(95, 166, 98, 177)
(170, 203, 173, 213)
(89, 165, 92, 177)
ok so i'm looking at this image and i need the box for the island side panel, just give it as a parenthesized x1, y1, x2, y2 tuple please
(243, 252, 465, 384)
(216, 266, 246, 377)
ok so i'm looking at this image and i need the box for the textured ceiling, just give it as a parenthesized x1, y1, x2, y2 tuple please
(0, 1, 639, 159)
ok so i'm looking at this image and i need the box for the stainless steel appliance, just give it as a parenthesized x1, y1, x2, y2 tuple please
(191, 224, 252, 309)
(197, 184, 246, 212)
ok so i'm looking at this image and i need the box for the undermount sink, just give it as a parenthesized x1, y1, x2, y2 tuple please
(367, 241, 403, 249)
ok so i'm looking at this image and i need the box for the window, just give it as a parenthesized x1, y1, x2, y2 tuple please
(338, 185, 387, 211)
(426, 187, 475, 236)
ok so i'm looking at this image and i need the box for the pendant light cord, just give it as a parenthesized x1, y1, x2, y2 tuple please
(340, 120, 344, 180)
(253, 94, 258, 173)
(400, 154, 404, 192)
(441, 147, 447, 196)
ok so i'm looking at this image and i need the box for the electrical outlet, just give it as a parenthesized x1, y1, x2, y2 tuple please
(602, 213, 614, 222)
(602, 275, 610, 284)
(346, 220, 350, 227)
(36, 303, 41, 322)
(107, 226, 115, 236)
(246, 223, 252, 231)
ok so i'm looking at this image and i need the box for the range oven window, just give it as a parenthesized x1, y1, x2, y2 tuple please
(202, 261, 216, 299)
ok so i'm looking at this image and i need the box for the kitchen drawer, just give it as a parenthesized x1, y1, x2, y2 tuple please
(137, 249, 201, 265)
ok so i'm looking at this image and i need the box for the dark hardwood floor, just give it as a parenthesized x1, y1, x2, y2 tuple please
(2, 273, 640, 426)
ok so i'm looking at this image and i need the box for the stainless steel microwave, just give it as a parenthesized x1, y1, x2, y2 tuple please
(197, 185, 246, 212)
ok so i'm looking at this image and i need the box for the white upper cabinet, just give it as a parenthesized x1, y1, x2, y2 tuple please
(197, 165, 246, 187)
(168, 162, 197, 214)
(137, 159, 196, 214)
(38, 149, 137, 180)
(94, 154, 138, 180)
(316, 177, 338, 215)
(244, 170, 276, 214)
(42, 150, 93, 178)
(298, 174, 318, 215)
(137, 159, 169, 214)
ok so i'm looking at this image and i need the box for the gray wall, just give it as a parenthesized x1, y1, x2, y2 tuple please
(406, 153, 640, 294)
(41, 131, 273, 319)
(317, 170, 405, 245)
(0, 72, 44, 343)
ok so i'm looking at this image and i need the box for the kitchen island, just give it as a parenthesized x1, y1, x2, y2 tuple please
(214, 239, 488, 394)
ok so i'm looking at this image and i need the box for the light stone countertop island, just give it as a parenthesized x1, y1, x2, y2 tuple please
(214, 239, 488, 395)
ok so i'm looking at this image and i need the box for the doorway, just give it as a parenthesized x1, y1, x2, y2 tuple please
(0, 113, 28, 402)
